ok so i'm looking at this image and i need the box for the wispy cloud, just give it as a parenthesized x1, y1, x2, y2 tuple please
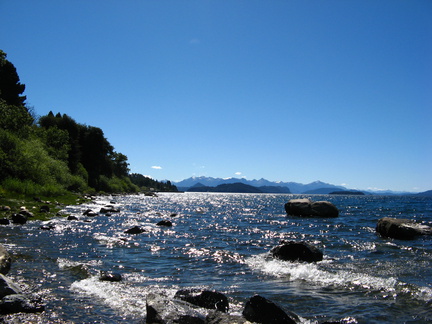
(151, 166, 162, 170)
(235, 172, 242, 176)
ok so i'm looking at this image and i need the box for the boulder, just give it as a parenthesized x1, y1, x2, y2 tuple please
(0, 294, 45, 314)
(270, 241, 323, 263)
(0, 245, 11, 275)
(206, 310, 250, 324)
(100, 206, 120, 214)
(156, 220, 173, 227)
(124, 226, 146, 234)
(242, 295, 297, 324)
(0, 219, 10, 225)
(376, 217, 432, 240)
(67, 215, 79, 221)
(175, 289, 229, 312)
(99, 271, 122, 282)
(11, 213, 27, 225)
(285, 198, 339, 217)
(146, 293, 206, 324)
(0, 274, 22, 299)
(39, 205, 50, 213)
(18, 209, 34, 218)
(83, 209, 97, 217)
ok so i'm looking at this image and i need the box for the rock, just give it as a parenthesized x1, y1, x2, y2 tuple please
(170, 213, 178, 217)
(0, 206, 11, 211)
(175, 289, 229, 312)
(99, 271, 122, 282)
(67, 215, 79, 221)
(124, 226, 146, 234)
(0, 246, 11, 275)
(271, 241, 323, 263)
(39, 205, 50, 213)
(146, 293, 206, 324)
(83, 209, 98, 216)
(11, 213, 27, 225)
(242, 295, 297, 324)
(285, 198, 339, 217)
(40, 224, 55, 230)
(0, 219, 10, 225)
(0, 294, 45, 314)
(0, 274, 22, 299)
(376, 217, 432, 240)
(206, 310, 250, 324)
(156, 220, 173, 227)
(19, 209, 34, 218)
(100, 205, 120, 213)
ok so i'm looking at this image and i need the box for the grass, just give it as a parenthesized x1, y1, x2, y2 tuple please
(0, 191, 90, 221)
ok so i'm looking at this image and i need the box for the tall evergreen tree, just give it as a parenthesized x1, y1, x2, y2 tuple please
(0, 50, 27, 107)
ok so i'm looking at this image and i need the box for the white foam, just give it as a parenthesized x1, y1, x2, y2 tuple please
(70, 276, 177, 318)
(246, 254, 398, 292)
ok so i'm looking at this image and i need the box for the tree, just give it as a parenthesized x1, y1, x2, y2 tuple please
(0, 50, 26, 107)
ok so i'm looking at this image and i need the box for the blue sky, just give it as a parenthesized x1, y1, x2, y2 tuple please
(1, 1, 431, 192)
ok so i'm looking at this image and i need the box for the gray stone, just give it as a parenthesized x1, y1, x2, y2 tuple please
(285, 198, 339, 217)
(146, 293, 206, 324)
(0, 245, 11, 275)
(271, 241, 323, 263)
(376, 217, 432, 240)
(242, 295, 297, 324)
(0, 294, 45, 314)
(0, 274, 22, 299)
(174, 289, 229, 312)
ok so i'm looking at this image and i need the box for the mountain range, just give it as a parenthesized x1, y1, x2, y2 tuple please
(173, 176, 428, 195)
(174, 176, 345, 194)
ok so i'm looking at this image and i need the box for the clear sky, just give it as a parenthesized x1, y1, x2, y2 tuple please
(1, 0, 431, 192)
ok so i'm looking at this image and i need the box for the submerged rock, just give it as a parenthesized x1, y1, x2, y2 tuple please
(376, 217, 432, 240)
(271, 241, 323, 263)
(156, 220, 173, 227)
(124, 226, 146, 234)
(99, 271, 122, 282)
(285, 198, 339, 217)
(242, 295, 297, 324)
(174, 289, 229, 312)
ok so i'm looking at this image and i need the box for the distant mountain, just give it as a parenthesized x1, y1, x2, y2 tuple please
(174, 176, 344, 194)
(416, 190, 432, 197)
(187, 182, 262, 193)
(329, 190, 366, 195)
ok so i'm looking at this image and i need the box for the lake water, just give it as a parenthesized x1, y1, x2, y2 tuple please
(1, 193, 431, 323)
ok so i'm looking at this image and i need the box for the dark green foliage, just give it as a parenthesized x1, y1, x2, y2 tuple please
(129, 173, 178, 192)
(0, 50, 173, 195)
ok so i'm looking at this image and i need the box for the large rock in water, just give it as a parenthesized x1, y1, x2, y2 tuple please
(271, 241, 323, 262)
(146, 293, 206, 324)
(0, 294, 45, 314)
(242, 295, 297, 324)
(174, 289, 229, 313)
(285, 198, 339, 217)
(376, 217, 432, 240)
(0, 274, 22, 299)
(0, 245, 11, 275)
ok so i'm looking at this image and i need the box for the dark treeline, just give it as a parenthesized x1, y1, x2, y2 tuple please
(0, 50, 177, 196)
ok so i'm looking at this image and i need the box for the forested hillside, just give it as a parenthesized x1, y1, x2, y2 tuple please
(0, 50, 176, 196)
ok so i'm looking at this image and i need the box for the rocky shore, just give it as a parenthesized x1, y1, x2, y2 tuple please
(0, 196, 430, 323)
